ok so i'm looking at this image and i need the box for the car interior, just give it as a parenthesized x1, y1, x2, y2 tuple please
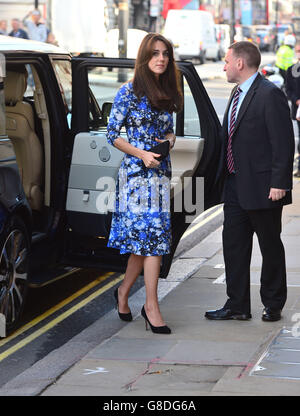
(4, 63, 51, 232)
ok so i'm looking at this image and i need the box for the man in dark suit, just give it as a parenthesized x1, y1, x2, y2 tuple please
(286, 41, 300, 178)
(205, 41, 295, 322)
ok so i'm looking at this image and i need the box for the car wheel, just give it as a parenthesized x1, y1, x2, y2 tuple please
(0, 215, 30, 335)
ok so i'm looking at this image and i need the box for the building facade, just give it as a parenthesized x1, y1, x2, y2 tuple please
(0, 0, 298, 34)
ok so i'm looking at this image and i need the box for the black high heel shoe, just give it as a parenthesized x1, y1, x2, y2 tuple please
(114, 288, 132, 322)
(141, 305, 171, 334)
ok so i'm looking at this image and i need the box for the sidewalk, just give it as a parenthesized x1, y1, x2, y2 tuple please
(34, 172, 300, 396)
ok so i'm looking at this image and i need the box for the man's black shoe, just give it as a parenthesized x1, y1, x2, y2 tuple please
(262, 307, 281, 322)
(205, 307, 252, 321)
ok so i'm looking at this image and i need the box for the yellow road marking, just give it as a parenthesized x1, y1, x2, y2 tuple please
(0, 274, 124, 362)
(0, 272, 124, 361)
(0, 272, 114, 348)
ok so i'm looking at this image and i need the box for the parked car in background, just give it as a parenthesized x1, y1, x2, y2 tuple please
(0, 35, 222, 336)
(103, 28, 148, 59)
(253, 25, 272, 51)
(215, 24, 231, 57)
(234, 25, 255, 43)
(164, 9, 221, 63)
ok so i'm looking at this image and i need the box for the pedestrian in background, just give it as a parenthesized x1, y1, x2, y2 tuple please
(23, 9, 47, 42)
(46, 31, 58, 46)
(148, 0, 160, 32)
(275, 34, 295, 82)
(106, 33, 182, 334)
(0, 20, 7, 35)
(286, 41, 300, 178)
(205, 41, 294, 323)
(9, 18, 29, 39)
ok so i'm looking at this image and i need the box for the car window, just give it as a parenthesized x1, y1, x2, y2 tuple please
(278, 26, 289, 33)
(183, 75, 201, 137)
(52, 60, 72, 128)
(88, 66, 134, 133)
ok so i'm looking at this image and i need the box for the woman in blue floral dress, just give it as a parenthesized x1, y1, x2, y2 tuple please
(107, 33, 183, 333)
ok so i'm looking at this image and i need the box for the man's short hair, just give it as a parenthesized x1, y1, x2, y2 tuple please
(229, 41, 261, 69)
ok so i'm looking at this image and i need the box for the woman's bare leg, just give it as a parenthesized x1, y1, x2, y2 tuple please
(143, 255, 166, 327)
(117, 253, 144, 313)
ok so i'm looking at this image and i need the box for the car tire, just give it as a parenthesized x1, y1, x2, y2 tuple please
(0, 214, 30, 335)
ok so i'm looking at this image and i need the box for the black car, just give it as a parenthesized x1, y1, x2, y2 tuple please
(0, 36, 222, 336)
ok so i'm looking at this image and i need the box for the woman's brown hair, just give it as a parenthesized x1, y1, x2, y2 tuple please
(133, 33, 183, 113)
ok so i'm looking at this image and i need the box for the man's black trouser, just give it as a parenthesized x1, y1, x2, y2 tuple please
(223, 174, 287, 314)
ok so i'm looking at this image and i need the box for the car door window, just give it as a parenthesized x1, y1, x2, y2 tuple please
(52, 60, 72, 128)
(183, 75, 201, 137)
(88, 67, 134, 132)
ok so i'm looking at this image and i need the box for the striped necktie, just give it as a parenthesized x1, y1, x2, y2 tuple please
(227, 87, 242, 174)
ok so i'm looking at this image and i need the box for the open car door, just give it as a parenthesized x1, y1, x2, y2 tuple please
(66, 57, 222, 276)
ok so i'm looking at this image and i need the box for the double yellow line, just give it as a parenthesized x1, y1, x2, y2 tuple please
(0, 272, 124, 362)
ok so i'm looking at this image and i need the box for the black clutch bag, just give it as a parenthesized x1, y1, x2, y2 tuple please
(149, 140, 170, 161)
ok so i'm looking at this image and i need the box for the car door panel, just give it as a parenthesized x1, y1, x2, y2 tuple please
(170, 136, 204, 197)
(66, 131, 124, 237)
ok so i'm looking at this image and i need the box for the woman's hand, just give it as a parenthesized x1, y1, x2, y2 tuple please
(141, 150, 161, 168)
(155, 133, 176, 149)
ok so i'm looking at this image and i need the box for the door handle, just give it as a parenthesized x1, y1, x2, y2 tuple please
(83, 190, 90, 202)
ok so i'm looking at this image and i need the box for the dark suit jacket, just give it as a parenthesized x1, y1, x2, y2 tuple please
(286, 63, 300, 120)
(218, 73, 295, 210)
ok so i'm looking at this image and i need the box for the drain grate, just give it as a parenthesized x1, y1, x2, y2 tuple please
(250, 328, 300, 380)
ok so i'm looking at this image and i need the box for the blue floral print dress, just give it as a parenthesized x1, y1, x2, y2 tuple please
(106, 82, 174, 256)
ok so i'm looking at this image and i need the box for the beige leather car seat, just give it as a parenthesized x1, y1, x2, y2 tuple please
(5, 70, 43, 210)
